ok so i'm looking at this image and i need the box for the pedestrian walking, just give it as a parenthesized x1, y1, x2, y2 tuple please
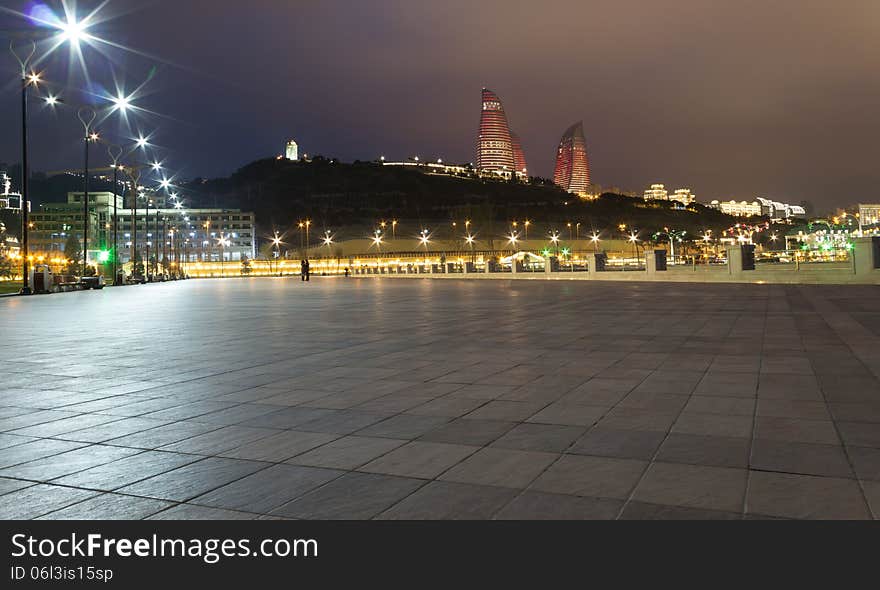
(305, 259, 311, 281)
(300, 259, 306, 281)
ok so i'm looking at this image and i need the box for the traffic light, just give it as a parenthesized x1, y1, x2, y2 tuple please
(97, 250, 110, 263)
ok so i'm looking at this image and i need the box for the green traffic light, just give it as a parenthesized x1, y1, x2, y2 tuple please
(97, 250, 110, 263)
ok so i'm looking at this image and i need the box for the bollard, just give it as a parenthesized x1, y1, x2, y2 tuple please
(645, 249, 667, 276)
(587, 252, 606, 274)
(852, 236, 880, 276)
(727, 245, 755, 275)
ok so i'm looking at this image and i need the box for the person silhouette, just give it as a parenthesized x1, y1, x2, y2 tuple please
(300, 259, 306, 281)
(305, 259, 310, 281)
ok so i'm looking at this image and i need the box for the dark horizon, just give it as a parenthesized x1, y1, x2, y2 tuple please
(2, 0, 879, 213)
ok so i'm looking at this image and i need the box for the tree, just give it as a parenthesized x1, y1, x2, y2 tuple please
(63, 234, 81, 262)
(131, 249, 144, 278)
(63, 234, 82, 274)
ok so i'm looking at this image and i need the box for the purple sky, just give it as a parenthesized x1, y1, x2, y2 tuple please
(2, 0, 879, 211)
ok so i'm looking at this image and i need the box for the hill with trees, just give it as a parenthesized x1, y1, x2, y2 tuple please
(180, 157, 741, 239)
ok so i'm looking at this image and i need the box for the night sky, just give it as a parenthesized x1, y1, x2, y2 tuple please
(2, 0, 879, 212)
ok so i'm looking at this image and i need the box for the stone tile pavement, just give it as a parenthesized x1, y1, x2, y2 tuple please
(0, 277, 879, 519)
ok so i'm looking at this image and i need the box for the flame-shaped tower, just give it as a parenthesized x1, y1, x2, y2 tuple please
(476, 88, 515, 175)
(553, 121, 590, 194)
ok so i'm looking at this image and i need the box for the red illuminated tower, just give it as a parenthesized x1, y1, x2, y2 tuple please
(511, 132, 528, 177)
(476, 88, 515, 175)
(553, 121, 590, 194)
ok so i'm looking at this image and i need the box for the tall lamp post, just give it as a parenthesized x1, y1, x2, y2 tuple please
(11, 41, 36, 295)
(304, 219, 311, 260)
(108, 145, 123, 284)
(122, 167, 143, 282)
(465, 233, 476, 263)
(550, 232, 560, 257)
(272, 231, 282, 276)
(77, 107, 97, 280)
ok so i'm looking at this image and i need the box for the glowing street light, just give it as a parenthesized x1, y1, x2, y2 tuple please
(271, 231, 283, 275)
(627, 230, 640, 265)
(110, 93, 132, 113)
(58, 15, 93, 45)
(507, 232, 519, 247)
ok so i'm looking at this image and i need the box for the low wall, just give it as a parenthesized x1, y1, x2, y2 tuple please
(349, 266, 880, 285)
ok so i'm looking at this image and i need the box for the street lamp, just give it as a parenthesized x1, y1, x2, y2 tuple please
(304, 219, 311, 260)
(653, 227, 686, 263)
(591, 232, 601, 252)
(10, 41, 37, 294)
(465, 233, 476, 262)
(218, 233, 230, 277)
(272, 231, 283, 275)
(77, 107, 97, 280)
(419, 229, 430, 267)
(550, 232, 560, 257)
(107, 144, 123, 284)
(628, 230, 640, 266)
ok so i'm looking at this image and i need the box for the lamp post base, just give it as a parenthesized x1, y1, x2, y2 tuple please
(19, 286, 32, 295)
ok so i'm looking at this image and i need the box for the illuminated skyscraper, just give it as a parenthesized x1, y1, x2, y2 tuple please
(476, 88, 516, 175)
(553, 121, 590, 194)
(511, 132, 528, 177)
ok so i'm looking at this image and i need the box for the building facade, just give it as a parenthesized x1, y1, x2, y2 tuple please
(643, 184, 694, 205)
(0, 171, 22, 211)
(643, 184, 668, 201)
(672, 188, 695, 205)
(553, 122, 590, 195)
(710, 199, 763, 217)
(285, 139, 299, 161)
(859, 203, 880, 232)
(510, 132, 528, 178)
(756, 197, 806, 220)
(476, 88, 526, 179)
(28, 192, 256, 265)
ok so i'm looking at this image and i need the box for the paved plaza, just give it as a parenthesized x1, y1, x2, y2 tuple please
(1, 277, 879, 520)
